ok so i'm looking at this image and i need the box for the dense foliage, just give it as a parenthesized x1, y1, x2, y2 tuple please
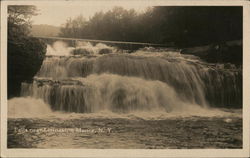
(59, 6, 242, 47)
(8, 5, 46, 98)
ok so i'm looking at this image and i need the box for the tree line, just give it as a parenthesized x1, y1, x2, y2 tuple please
(59, 6, 242, 47)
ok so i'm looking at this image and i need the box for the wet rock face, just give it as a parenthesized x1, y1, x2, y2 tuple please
(71, 48, 92, 55)
(180, 40, 242, 66)
(8, 37, 46, 98)
(99, 48, 113, 54)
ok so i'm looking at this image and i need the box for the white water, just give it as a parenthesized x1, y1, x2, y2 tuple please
(22, 73, 203, 113)
(8, 97, 241, 119)
(46, 41, 117, 56)
(8, 41, 242, 118)
(8, 97, 52, 118)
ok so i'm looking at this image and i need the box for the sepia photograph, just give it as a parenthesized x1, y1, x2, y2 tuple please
(1, 0, 250, 157)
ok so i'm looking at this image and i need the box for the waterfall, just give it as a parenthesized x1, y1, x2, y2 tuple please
(20, 41, 242, 113)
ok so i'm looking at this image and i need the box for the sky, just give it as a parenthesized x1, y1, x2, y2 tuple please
(31, 4, 150, 27)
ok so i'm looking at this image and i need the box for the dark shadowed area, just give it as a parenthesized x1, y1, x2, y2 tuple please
(7, 5, 46, 98)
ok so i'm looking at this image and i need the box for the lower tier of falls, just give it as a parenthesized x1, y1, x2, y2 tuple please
(21, 74, 195, 113)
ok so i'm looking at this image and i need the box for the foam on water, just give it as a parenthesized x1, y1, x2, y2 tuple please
(46, 41, 74, 56)
(8, 97, 52, 118)
(46, 41, 117, 56)
(8, 97, 241, 119)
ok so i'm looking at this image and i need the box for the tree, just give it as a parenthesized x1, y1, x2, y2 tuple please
(8, 5, 38, 39)
(8, 5, 46, 98)
(59, 15, 90, 38)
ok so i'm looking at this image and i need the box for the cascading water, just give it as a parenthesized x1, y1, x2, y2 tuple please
(19, 41, 242, 114)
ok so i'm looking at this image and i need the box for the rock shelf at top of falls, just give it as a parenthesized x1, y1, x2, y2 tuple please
(32, 77, 85, 86)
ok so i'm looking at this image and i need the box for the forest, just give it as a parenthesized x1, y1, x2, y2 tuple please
(59, 6, 242, 47)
